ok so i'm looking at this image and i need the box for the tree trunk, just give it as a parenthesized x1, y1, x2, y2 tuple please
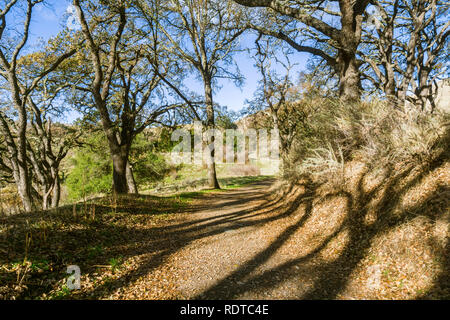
(16, 168, 32, 212)
(126, 161, 138, 194)
(271, 113, 288, 163)
(337, 0, 366, 103)
(42, 186, 50, 211)
(51, 174, 61, 209)
(111, 148, 129, 194)
(100, 109, 132, 195)
(0, 113, 32, 212)
(384, 32, 397, 103)
(337, 51, 361, 103)
(17, 107, 33, 212)
(203, 77, 220, 189)
(385, 65, 397, 104)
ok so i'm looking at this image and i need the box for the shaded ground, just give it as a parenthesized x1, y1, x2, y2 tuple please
(106, 155, 449, 300)
(1, 177, 279, 300)
(1, 157, 448, 300)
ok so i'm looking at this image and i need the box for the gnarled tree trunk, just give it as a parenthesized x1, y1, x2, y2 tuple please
(110, 144, 130, 195)
(204, 77, 221, 189)
(337, 51, 361, 103)
(51, 173, 61, 209)
(337, 0, 365, 103)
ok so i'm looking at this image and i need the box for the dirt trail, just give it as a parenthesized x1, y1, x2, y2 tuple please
(97, 168, 449, 300)
(112, 178, 329, 300)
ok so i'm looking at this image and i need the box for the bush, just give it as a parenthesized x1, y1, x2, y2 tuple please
(65, 133, 112, 201)
(66, 149, 112, 201)
(65, 130, 174, 199)
(285, 98, 449, 181)
(128, 132, 171, 187)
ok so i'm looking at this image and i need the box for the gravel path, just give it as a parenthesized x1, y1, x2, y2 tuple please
(110, 179, 334, 300)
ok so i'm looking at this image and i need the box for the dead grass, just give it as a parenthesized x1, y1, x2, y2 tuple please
(0, 194, 193, 300)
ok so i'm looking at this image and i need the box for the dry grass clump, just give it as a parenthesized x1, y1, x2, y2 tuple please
(284, 98, 449, 183)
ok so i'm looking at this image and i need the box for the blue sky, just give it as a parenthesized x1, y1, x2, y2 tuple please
(31, 0, 309, 115)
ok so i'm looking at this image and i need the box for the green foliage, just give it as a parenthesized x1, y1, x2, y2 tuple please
(87, 245, 104, 260)
(49, 284, 72, 300)
(66, 152, 112, 201)
(65, 133, 112, 201)
(150, 128, 179, 153)
(133, 152, 169, 184)
(216, 106, 239, 130)
(64, 128, 176, 200)
(129, 131, 171, 186)
(108, 256, 124, 274)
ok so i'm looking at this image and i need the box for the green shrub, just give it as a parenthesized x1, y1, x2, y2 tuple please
(66, 150, 112, 201)
(65, 133, 112, 201)
(128, 132, 171, 186)
(64, 129, 176, 199)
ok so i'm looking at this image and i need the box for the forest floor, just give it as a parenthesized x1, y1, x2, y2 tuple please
(1, 163, 448, 300)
